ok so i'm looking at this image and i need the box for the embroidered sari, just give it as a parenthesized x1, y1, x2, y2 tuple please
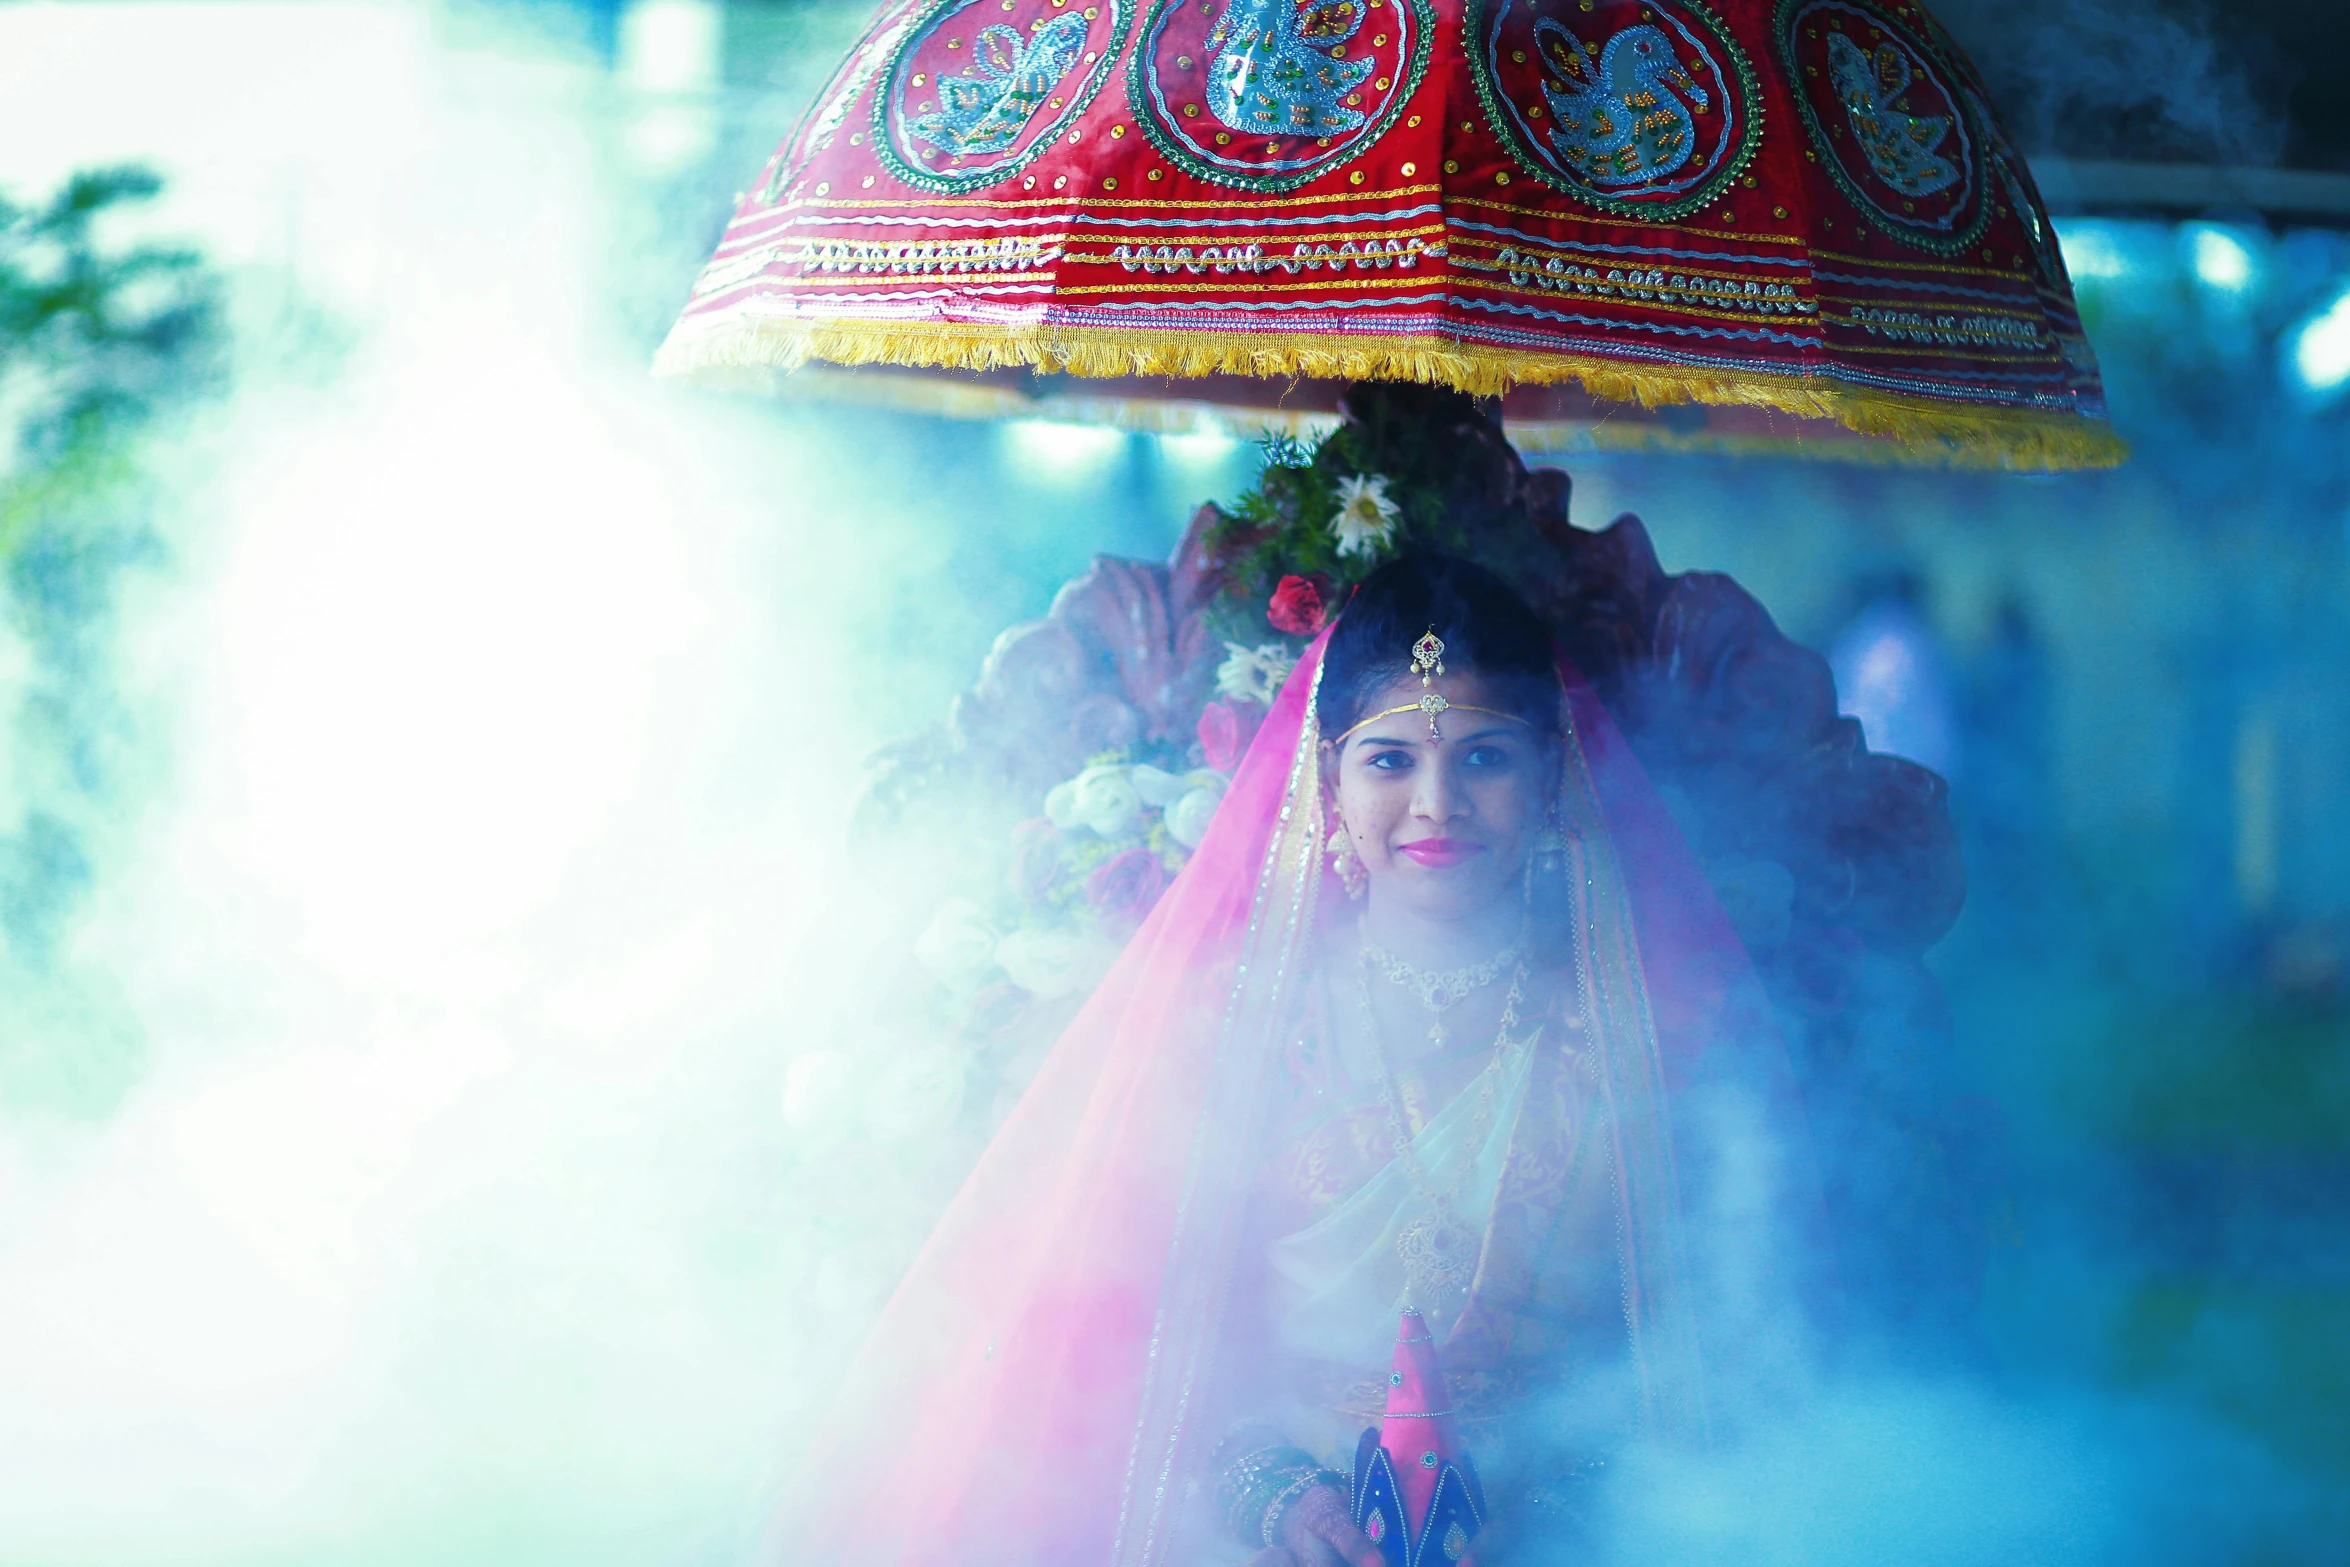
(761, 631, 1815, 1567)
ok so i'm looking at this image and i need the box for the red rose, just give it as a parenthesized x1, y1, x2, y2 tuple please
(1267, 574, 1328, 636)
(1086, 847, 1168, 933)
(1009, 817, 1065, 903)
(1197, 698, 1265, 771)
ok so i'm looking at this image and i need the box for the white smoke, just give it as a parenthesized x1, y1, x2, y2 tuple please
(0, 5, 982, 1562)
(0, 5, 2340, 1566)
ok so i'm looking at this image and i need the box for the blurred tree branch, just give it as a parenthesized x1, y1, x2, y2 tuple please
(0, 167, 219, 1112)
(0, 165, 219, 560)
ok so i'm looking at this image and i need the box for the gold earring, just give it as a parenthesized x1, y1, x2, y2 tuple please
(1327, 824, 1368, 900)
(1534, 817, 1571, 874)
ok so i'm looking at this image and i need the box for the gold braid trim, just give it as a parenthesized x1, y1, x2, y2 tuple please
(653, 313, 2128, 472)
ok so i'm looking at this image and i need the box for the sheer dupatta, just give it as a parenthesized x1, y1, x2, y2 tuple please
(761, 635, 1808, 1567)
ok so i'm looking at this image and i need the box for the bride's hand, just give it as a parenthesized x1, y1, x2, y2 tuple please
(1246, 1482, 1384, 1567)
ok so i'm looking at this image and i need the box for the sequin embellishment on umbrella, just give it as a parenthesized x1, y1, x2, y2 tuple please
(1470, 0, 1759, 220)
(910, 13, 1093, 156)
(880, 0, 1130, 192)
(1825, 31, 1956, 195)
(1207, 0, 1374, 137)
(1537, 21, 1707, 186)
(1134, 0, 1430, 190)
(1776, 0, 1988, 252)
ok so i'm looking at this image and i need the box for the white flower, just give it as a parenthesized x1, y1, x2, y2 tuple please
(914, 897, 1000, 989)
(1047, 762, 1144, 838)
(865, 1045, 969, 1139)
(1216, 641, 1298, 706)
(995, 927, 1116, 1000)
(1164, 775, 1229, 848)
(1128, 763, 1189, 808)
(1331, 473, 1401, 559)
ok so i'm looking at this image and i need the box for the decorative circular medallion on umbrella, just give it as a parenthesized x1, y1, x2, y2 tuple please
(660, 0, 2123, 470)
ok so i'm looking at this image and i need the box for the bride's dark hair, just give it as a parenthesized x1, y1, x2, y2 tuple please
(1317, 554, 1562, 741)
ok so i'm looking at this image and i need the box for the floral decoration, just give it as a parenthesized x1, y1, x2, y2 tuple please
(1197, 698, 1265, 771)
(1086, 846, 1168, 933)
(1009, 817, 1066, 903)
(1216, 641, 1299, 705)
(1331, 473, 1402, 558)
(905, 426, 1452, 1060)
(1267, 573, 1330, 635)
(885, 419, 1485, 1133)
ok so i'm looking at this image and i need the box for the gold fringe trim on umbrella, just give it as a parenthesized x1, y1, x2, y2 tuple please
(1507, 417, 1963, 467)
(769, 363, 1346, 440)
(653, 313, 2129, 472)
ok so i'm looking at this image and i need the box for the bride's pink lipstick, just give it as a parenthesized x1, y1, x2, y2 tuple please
(1397, 837, 1482, 868)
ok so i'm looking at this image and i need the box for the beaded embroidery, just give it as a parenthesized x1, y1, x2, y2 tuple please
(1130, 0, 1433, 192)
(1774, 0, 1990, 254)
(1539, 22, 1707, 185)
(911, 14, 1093, 157)
(1826, 31, 1957, 195)
(877, 0, 1131, 192)
(663, 0, 2125, 468)
(1468, 0, 1760, 220)
(1207, 0, 1375, 138)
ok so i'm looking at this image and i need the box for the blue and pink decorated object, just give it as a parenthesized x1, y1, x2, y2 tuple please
(659, 0, 2122, 470)
(1351, 1309, 1488, 1566)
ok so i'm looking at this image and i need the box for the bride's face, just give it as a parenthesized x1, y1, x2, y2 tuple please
(1324, 669, 1550, 922)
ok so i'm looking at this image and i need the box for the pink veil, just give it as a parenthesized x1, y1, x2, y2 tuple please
(763, 632, 1812, 1567)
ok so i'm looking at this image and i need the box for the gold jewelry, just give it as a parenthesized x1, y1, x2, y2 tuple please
(1326, 823, 1368, 900)
(1331, 626, 1535, 745)
(1533, 816, 1571, 874)
(1412, 629, 1445, 686)
(1362, 925, 1526, 1049)
(1355, 947, 1537, 1317)
(1332, 693, 1530, 747)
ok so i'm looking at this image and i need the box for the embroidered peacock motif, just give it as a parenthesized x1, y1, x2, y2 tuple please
(1534, 20, 1710, 187)
(908, 12, 1091, 157)
(1825, 31, 1958, 196)
(1204, 0, 1376, 139)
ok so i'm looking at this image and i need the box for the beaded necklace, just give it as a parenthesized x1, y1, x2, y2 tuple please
(1360, 924, 1527, 1050)
(1355, 944, 1540, 1319)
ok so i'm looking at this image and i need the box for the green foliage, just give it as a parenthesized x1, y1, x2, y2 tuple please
(0, 165, 219, 555)
(1205, 431, 1357, 650)
(1205, 412, 1528, 652)
(0, 167, 220, 1115)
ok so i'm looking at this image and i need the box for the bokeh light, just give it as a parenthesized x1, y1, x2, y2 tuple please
(2186, 224, 2260, 295)
(2291, 284, 2350, 398)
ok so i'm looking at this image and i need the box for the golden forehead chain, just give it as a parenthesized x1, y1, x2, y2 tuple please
(1334, 694, 1530, 746)
(1333, 626, 1532, 744)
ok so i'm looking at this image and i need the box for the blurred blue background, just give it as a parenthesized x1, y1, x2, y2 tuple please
(0, 0, 2345, 1562)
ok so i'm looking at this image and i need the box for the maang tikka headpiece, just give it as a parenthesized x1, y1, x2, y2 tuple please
(1332, 626, 1533, 746)
(1411, 629, 1445, 686)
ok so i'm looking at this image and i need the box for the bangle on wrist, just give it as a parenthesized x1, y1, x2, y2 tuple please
(1257, 1465, 1348, 1547)
(1215, 1443, 1338, 1550)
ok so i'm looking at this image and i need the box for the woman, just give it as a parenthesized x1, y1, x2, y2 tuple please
(771, 557, 1811, 1567)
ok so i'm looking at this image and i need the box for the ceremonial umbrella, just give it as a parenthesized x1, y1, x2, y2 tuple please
(654, 0, 2123, 469)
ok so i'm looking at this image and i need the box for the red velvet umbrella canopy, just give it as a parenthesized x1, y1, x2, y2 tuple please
(656, 0, 2123, 469)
